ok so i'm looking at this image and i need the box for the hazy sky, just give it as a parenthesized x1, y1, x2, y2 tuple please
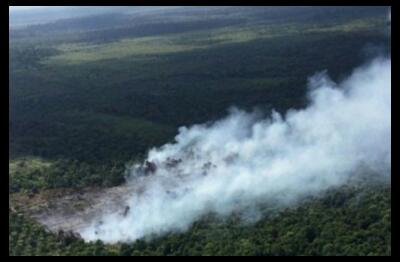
(10, 6, 47, 11)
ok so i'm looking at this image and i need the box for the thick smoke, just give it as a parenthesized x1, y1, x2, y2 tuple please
(80, 57, 391, 243)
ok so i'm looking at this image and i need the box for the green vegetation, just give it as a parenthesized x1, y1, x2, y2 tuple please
(9, 182, 390, 256)
(9, 158, 126, 193)
(44, 15, 384, 65)
(9, 6, 391, 256)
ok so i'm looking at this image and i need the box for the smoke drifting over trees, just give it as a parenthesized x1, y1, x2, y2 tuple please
(78, 57, 391, 243)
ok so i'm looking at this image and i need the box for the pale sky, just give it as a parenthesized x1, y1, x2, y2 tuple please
(10, 6, 47, 11)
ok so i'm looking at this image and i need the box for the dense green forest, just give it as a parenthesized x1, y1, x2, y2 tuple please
(9, 6, 391, 256)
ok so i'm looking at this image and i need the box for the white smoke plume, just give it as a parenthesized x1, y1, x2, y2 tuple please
(80, 57, 391, 243)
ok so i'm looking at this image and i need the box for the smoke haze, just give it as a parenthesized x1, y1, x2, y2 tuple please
(80, 57, 391, 243)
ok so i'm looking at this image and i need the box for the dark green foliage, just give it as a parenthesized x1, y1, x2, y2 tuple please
(9, 183, 391, 256)
(9, 159, 126, 193)
(10, 45, 59, 71)
(10, 15, 389, 164)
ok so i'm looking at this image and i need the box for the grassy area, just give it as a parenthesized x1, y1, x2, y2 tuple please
(47, 37, 198, 64)
(43, 16, 385, 65)
(10, 158, 53, 176)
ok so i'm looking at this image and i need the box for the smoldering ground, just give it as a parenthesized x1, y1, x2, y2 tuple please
(79, 57, 390, 243)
